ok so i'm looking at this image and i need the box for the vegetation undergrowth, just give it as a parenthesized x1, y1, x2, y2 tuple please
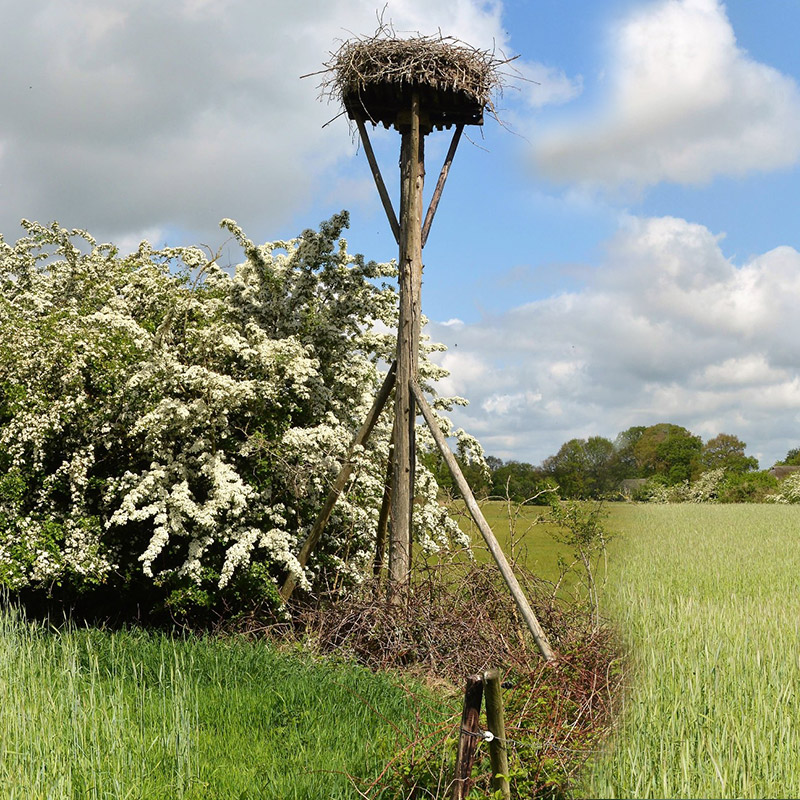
(0, 497, 623, 799)
(277, 498, 624, 798)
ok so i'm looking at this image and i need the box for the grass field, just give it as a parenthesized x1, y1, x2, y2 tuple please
(581, 503, 800, 798)
(0, 605, 444, 799)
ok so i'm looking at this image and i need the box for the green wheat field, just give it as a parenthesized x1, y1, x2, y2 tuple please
(583, 504, 800, 798)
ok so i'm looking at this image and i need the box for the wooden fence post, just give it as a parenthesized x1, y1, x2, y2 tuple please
(452, 674, 484, 800)
(483, 669, 511, 799)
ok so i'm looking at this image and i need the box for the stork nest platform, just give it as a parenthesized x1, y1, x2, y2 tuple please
(322, 32, 506, 130)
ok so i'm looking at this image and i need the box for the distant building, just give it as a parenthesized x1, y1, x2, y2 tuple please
(768, 465, 800, 480)
(620, 478, 649, 497)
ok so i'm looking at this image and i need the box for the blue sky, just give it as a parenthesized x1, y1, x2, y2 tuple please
(1, 0, 799, 468)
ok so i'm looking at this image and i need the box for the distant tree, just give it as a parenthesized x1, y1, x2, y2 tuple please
(701, 433, 758, 474)
(778, 447, 800, 466)
(610, 426, 647, 481)
(485, 454, 504, 472)
(542, 439, 588, 498)
(584, 436, 617, 496)
(541, 436, 615, 498)
(459, 457, 491, 499)
(633, 423, 703, 484)
(418, 449, 490, 499)
(490, 460, 549, 504)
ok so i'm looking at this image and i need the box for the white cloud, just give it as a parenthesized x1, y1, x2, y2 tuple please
(534, 0, 800, 187)
(481, 390, 542, 415)
(514, 60, 583, 109)
(0, 0, 542, 244)
(428, 214, 800, 467)
(0, 0, 587, 244)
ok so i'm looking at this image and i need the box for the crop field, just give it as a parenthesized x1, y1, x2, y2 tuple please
(456, 501, 800, 797)
(445, 497, 581, 582)
(582, 503, 800, 798)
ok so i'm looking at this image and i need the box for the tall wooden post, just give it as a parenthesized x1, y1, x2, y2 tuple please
(483, 669, 511, 799)
(389, 90, 425, 595)
(292, 42, 555, 659)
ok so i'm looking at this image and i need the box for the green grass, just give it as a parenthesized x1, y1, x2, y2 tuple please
(0, 605, 443, 799)
(446, 498, 579, 583)
(582, 503, 800, 798)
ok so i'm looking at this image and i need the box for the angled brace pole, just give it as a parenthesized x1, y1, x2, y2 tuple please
(280, 362, 397, 602)
(373, 430, 394, 577)
(355, 117, 401, 245)
(410, 380, 556, 661)
(421, 124, 463, 249)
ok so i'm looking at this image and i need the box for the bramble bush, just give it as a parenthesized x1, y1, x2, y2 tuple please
(0, 214, 477, 616)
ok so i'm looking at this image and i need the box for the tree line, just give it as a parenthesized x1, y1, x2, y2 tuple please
(423, 423, 800, 503)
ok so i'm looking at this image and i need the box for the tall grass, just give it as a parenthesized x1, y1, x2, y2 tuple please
(0, 605, 441, 799)
(583, 504, 800, 798)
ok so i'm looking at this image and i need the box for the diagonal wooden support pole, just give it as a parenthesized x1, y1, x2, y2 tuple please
(373, 431, 394, 578)
(355, 117, 401, 245)
(410, 380, 556, 661)
(422, 123, 463, 249)
(280, 362, 397, 602)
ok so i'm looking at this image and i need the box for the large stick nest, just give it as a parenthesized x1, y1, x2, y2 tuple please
(320, 30, 508, 130)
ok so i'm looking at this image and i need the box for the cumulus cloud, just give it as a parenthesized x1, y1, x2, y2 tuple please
(514, 61, 582, 109)
(0, 0, 573, 244)
(534, 0, 800, 187)
(429, 215, 800, 467)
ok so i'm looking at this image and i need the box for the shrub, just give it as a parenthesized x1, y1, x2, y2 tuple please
(766, 471, 800, 504)
(0, 216, 474, 615)
(717, 470, 778, 503)
(639, 468, 727, 503)
(290, 558, 621, 800)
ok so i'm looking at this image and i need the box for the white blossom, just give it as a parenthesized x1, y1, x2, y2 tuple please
(0, 215, 481, 603)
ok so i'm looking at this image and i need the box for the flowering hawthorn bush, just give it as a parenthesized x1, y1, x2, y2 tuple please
(766, 471, 800, 504)
(642, 468, 726, 503)
(0, 215, 477, 613)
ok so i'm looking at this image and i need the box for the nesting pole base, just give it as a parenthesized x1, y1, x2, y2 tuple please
(284, 35, 555, 659)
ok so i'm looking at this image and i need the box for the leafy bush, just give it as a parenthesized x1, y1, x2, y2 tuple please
(638, 468, 728, 504)
(0, 216, 471, 614)
(291, 557, 621, 799)
(717, 470, 778, 503)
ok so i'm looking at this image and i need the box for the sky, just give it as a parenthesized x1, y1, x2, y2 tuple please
(2, 0, 799, 469)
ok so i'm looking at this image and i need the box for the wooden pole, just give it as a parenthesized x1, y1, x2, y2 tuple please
(452, 674, 484, 800)
(280, 362, 396, 602)
(373, 435, 394, 577)
(421, 124, 463, 249)
(483, 669, 511, 799)
(410, 380, 556, 661)
(355, 117, 401, 244)
(389, 90, 425, 596)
